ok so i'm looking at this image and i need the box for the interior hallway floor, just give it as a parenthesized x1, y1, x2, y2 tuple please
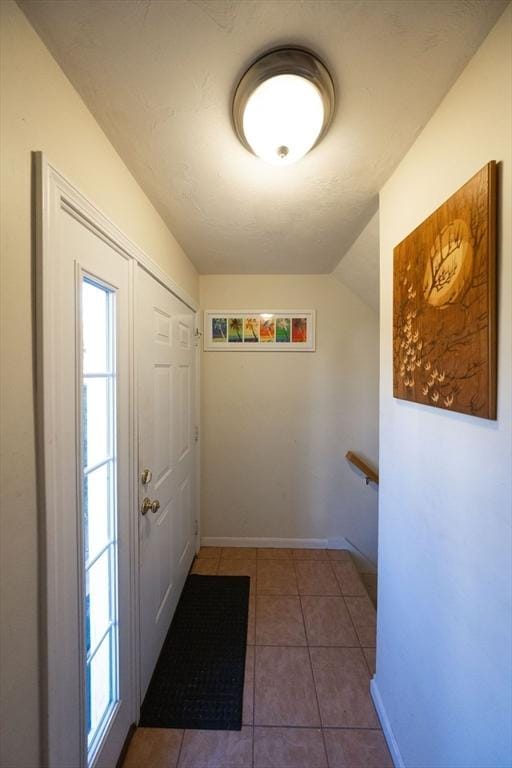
(122, 547, 392, 767)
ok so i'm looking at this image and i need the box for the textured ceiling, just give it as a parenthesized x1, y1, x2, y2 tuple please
(19, 0, 506, 274)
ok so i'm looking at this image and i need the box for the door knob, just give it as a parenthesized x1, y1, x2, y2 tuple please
(151, 499, 160, 514)
(140, 497, 152, 516)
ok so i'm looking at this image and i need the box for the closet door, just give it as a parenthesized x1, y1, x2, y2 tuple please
(137, 266, 196, 698)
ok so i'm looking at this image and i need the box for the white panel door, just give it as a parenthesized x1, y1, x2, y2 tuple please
(137, 266, 197, 697)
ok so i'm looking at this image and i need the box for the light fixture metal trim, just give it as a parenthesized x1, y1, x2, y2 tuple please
(233, 47, 335, 159)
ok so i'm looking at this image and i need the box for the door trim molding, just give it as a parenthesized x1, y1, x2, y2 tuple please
(34, 152, 198, 767)
(36, 155, 198, 312)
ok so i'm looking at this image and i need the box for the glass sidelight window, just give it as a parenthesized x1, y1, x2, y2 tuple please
(81, 277, 119, 763)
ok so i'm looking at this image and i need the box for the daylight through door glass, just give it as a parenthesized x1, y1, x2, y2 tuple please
(81, 277, 119, 764)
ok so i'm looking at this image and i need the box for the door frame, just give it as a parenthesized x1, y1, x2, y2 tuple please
(35, 153, 199, 767)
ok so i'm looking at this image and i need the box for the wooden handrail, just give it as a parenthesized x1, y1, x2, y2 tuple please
(345, 451, 379, 485)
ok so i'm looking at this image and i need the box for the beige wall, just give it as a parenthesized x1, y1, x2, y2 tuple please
(376, 6, 511, 766)
(200, 275, 379, 558)
(0, 3, 198, 766)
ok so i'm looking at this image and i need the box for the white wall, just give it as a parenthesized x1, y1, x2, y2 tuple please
(376, 6, 512, 768)
(333, 211, 380, 313)
(200, 275, 379, 561)
(0, 4, 198, 766)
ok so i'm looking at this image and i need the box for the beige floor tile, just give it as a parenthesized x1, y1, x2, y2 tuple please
(301, 596, 358, 646)
(323, 728, 393, 767)
(332, 560, 367, 596)
(295, 561, 340, 596)
(257, 547, 293, 560)
(218, 559, 257, 594)
(255, 646, 320, 727)
(344, 594, 377, 647)
(221, 547, 257, 560)
(310, 647, 379, 728)
(197, 547, 222, 559)
(254, 726, 328, 767)
(255, 596, 307, 646)
(363, 646, 376, 676)
(178, 727, 252, 767)
(326, 549, 352, 562)
(292, 548, 329, 560)
(191, 557, 219, 575)
(243, 645, 254, 725)
(122, 728, 183, 768)
(257, 560, 298, 595)
(247, 595, 256, 644)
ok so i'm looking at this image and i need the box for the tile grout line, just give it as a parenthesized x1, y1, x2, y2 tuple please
(237, 722, 388, 732)
(293, 558, 330, 768)
(253, 643, 365, 649)
(339, 580, 380, 713)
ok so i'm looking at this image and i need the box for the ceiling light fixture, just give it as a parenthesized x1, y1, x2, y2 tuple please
(233, 47, 335, 167)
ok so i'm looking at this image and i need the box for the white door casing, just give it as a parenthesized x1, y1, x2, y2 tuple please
(37, 179, 133, 768)
(137, 266, 197, 698)
(36, 154, 199, 768)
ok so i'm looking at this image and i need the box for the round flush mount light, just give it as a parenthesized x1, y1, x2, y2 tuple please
(233, 47, 335, 166)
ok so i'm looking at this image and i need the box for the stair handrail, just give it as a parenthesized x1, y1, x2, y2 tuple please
(345, 451, 379, 486)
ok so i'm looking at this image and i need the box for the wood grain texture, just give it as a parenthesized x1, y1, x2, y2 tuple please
(345, 451, 379, 484)
(393, 161, 497, 419)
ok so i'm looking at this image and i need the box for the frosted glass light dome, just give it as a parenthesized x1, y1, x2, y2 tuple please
(233, 48, 335, 167)
(243, 74, 325, 166)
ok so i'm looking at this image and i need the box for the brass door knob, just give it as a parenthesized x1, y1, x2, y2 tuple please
(151, 499, 160, 514)
(140, 497, 152, 516)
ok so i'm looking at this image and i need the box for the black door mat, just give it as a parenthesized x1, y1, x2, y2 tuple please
(139, 574, 250, 730)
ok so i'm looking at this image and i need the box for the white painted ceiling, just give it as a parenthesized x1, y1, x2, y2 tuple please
(20, 0, 506, 274)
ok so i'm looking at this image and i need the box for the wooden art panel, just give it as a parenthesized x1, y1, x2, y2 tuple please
(393, 161, 497, 419)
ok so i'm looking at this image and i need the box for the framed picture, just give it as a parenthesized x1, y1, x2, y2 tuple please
(393, 161, 497, 419)
(204, 310, 316, 352)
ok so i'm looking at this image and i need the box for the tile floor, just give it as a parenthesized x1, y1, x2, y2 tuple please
(122, 547, 392, 768)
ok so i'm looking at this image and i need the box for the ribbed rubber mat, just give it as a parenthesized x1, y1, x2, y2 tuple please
(139, 574, 250, 730)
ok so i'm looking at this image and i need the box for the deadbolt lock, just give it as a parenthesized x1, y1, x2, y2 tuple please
(141, 468, 152, 485)
(151, 499, 160, 514)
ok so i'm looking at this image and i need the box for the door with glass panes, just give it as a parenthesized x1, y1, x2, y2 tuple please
(63, 209, 133, 768)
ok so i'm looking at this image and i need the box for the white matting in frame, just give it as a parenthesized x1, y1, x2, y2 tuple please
(204, 310, 316, 351)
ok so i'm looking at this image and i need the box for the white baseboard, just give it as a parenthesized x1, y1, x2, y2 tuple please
(200, 536, 328, 549)
(328, 536, 377, 573)
(200, 536, 378, 571)
(370, 678, 405, 768)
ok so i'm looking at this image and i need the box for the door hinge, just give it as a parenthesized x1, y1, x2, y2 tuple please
(194, 520, 199, 536)
(194, 425, 199, 442)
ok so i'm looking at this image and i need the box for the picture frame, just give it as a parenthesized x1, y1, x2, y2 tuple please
(393, 161, 497, 419)
(203, 310, 316, 352)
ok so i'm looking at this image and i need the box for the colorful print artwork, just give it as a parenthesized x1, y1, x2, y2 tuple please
(276, 318, 290, 342)
(244, 317, 259, 342)
(204, 311, 315, 351)
(212, 317, 227, 342)
(228, 317, 243, 342)
(259, 317, 275, 343)
(292, 318, 307, 343)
